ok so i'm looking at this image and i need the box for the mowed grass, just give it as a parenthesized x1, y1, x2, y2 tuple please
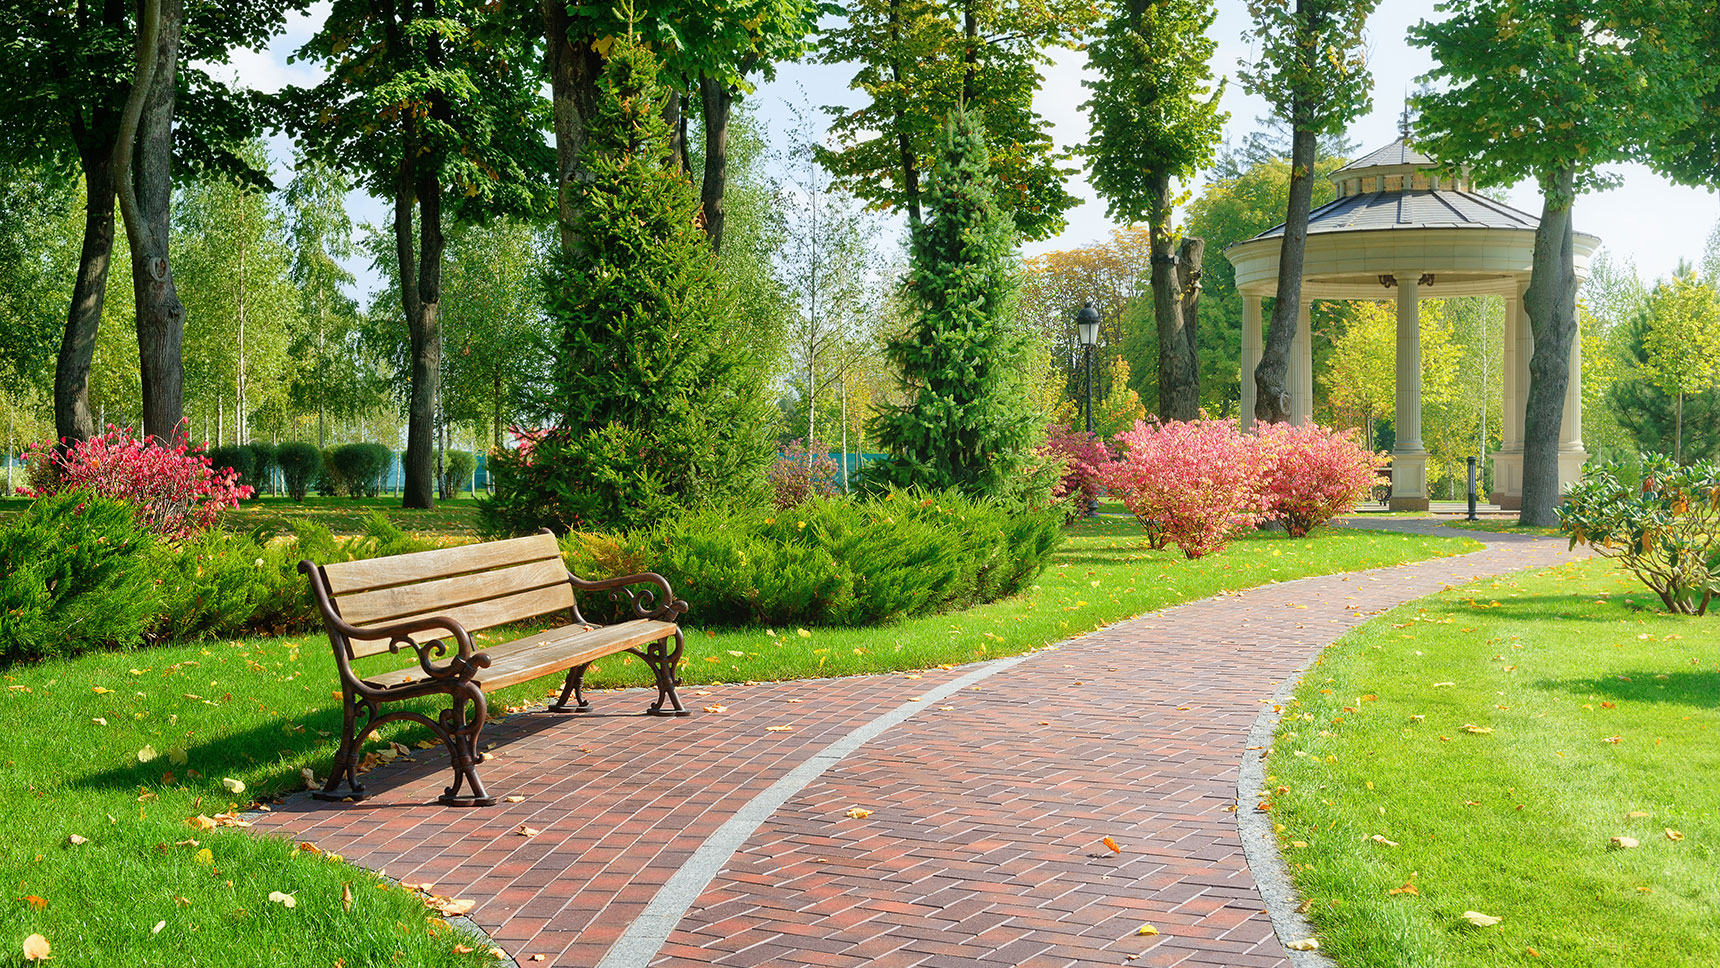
(1267, 556, 1720, 968)
(0, 516, 1475, 965)
(1443, 518, 1563, 537)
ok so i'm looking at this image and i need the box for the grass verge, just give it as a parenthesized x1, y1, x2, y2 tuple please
(0, 518, 1475, 965)
(1444, 519, 1562, 537)
(0, 495, 485, 538)
(1267, 555, 1720, 967)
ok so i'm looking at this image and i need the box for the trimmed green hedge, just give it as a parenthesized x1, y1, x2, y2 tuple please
(561, 490, 1062, 627)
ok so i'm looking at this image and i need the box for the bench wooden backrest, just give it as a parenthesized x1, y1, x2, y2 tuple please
(320, 532, 574, 657)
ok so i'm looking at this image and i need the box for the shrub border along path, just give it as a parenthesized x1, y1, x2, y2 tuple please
(250, 521, 1580, 968)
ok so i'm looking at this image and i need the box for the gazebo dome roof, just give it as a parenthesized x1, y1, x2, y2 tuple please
(1223, 136, 1600, 301)
(1248, 137, 1544, 240)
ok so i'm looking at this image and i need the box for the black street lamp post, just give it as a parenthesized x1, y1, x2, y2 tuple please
(1076, 300, 1100, 436)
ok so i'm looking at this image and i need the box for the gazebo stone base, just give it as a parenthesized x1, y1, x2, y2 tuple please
(1389, 450, 1428, 513)
(1491, 448, 1588, 511)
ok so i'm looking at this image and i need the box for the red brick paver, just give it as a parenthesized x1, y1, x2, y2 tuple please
(252, 522, 1576, 967)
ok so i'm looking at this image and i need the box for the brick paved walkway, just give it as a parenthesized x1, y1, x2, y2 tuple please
(253, 521, 1579, 967)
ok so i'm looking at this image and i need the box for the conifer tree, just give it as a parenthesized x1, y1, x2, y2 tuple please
(866, 111, 1038, 497)
(483, 37, 772, 533)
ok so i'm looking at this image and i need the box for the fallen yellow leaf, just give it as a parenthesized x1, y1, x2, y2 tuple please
(765, 725, 792, 732)
(703, 705, 728, 714)
(221, 778, 245, 795)
(1287, 937, 1320, 950)
(194, 848, 213, 865)
(503, 796, 526, 804)
(1101, 837, 1122, 854)
(1388, 883, 1419, 896)
(17, 896, 47, 911)
(151, 920, 165, 935)
(843, 808, 873, 819)
(1611, 836, 1640, 849)
(138, 745, 158, 763)
(22, 934, 49, 961)
(517, 826, 540, 837)
(1666, 829, 1684, 841)
(342, 883, 353, 912)
(1462, 911, 1502, 927)
(1135, 924, 1158, 936)
(66, 835, 87, 846)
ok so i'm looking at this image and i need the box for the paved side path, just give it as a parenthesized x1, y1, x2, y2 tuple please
(254, 523, 1578, 967)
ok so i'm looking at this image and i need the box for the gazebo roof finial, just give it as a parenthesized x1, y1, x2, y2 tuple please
(1398, 98, 1412, 140)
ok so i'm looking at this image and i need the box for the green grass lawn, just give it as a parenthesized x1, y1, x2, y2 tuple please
(1267, 556, 1720, 968)
(0, 517, 1475, 965)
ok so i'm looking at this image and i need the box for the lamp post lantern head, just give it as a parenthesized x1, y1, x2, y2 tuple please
(1076, 300, 1100, 347)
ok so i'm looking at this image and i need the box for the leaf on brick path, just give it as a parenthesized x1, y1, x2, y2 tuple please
(1611, 836, 1640, 849)
(504, 795, 526, 804)
(765, 725, 792, 732)
(1135, 923, 1159, 936)
(17, 895, 47, 910)
(426, 895, 475, 917)
(1371, 835, 1399, 847)
(517, 825, 541, 837)
(66, 834, 87, 846)
(1460, 724, 1492, 734)
(1388, 883, 1419, 896)
(151, 920, 165, 935)
(1461, 911, 1502, 927)
(843, 808, 873, 819)
(530, 956, 546, 962)
(138, 745, 158, 763)
(221, 777, 245, 795)
(1101, 837, 1122, 854)
(1287, 937, 1320, 950)
(703, 705, 728, 714)
(22, 933, 49, 961)
(693, 690, 713, 696)
(1666, 828, 1684, 841)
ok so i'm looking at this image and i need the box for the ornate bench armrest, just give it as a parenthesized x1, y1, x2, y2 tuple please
(345, 615, 493, 682)
(569, 571, 689, 622)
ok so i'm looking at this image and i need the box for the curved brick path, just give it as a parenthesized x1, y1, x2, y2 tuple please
(253, 521, 1579, 967)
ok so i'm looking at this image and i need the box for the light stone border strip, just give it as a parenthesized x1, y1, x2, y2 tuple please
(594, 654, 1034, 968)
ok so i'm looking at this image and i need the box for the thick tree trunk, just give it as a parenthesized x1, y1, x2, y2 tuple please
(541, 0, 604, 258)
(664, 88, 684, 171)
(1519, 166, 1577, 527)
(1177, 236, 1204, 410)
(56, 158, 116, 444)
(699, 75, 732, 253)
(124, 0, 186, 444)
(1147, 173, 1200, 421)
(1254, 122, 1316, 425)
(888, 0, 922, 225)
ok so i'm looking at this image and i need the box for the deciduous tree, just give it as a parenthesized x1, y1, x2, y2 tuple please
(290, 0, 551, 508)
(1641, 272, 1720, 462)
(1238, 0, 1379, 425)
(1081, 0, 1226, 420)
(1412, 0, 1713, 524)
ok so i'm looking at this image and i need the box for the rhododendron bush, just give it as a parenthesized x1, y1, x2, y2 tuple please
(1038, 424, 1112, 515)
(23, 428, 251, 539)
(1254, 422, 1384, 537)
(1102, 419, 1274, 558)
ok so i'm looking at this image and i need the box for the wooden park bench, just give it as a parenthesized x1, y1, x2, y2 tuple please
(300, 531, 689, 806)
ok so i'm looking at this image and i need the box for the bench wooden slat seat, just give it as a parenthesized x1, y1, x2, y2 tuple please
(300, 531, 690, 807)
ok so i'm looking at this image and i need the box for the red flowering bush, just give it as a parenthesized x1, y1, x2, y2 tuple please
(1101, 419, 1275, 558)
(22, 427, 252, 540)
(766, 439, 842, 508)
(1254, 422, 1384, 537)
(1038, 424, 1112, 514)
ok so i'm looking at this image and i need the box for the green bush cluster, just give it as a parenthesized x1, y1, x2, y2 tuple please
(0, 493, 434, 664)
(205, 442, 281, 496)
(324, 442, 392, 497)
(276, 441, 322, 500)
(438, 449, 478, 499)
(561, 490, 1063, 627)
(1561, 453, 1720, 615)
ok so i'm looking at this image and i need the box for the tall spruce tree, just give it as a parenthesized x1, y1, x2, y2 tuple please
(482, 37, 772, 534)
(865, 111, 1038, 497)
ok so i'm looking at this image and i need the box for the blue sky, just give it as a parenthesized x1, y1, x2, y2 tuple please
(234, 0, 1720, 298)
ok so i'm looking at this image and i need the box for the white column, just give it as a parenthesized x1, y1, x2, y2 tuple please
(1557, 323, 1589, 494)
(1240, 293, 1263, 432)
(1392, 273, 1429, 509)
(1292, 300, 1314, 425)
(1491, 281, 1531, 508)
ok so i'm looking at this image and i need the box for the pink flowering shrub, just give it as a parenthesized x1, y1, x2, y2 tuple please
(1101, 419, 1274, 558)
(22, 427, 252, 540)
(766, 439, 842, 508)
(1038, 424, 1112, 514)
(1253, 422, 1384, 537)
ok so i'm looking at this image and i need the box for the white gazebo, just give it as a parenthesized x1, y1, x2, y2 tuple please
(1226, 137, 1600, 510)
